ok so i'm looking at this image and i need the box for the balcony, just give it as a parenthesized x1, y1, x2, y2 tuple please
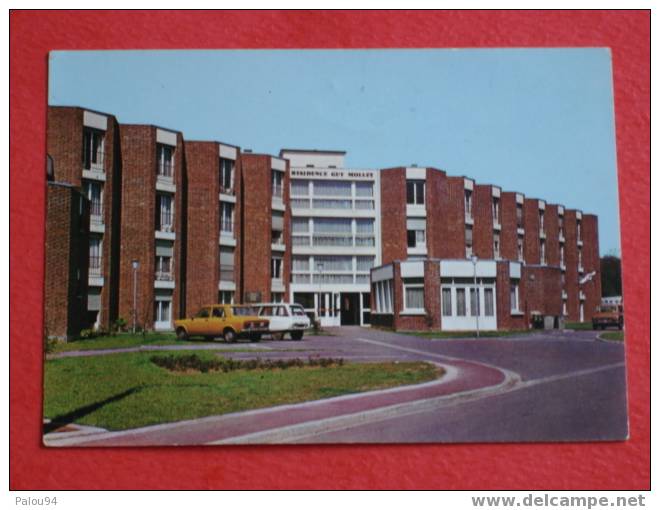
(577, 238, 584, 247)
(539, 228, 546, 239)
(154, 271, 175, 289)
(155, 221, 176, 240)
(272, 185, 284, 199)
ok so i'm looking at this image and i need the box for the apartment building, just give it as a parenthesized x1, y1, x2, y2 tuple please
(282, 149, 381, 327)
(46, 107, 121, 331)
(44, 105, 602, 338)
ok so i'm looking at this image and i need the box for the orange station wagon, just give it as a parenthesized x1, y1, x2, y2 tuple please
(174, 304, 269, 343)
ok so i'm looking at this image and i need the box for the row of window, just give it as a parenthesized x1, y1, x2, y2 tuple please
(291, 180, 374, 198)
(372, 279, 521, 315)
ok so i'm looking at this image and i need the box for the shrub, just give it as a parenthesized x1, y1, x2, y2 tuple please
(150, 354, 345, 373)
(79, 328, 96, 339)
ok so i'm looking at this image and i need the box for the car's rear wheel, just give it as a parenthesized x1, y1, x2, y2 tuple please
(176, 327, 188, 341)
(223, 328, 236, 343)
(271, 332, 285, 341)
(291, 331, 304, 341)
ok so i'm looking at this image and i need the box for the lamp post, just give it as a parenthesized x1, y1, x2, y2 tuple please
(471, 254, 480, 338)
(131, 259, 139, 333)
(316, 262, 324, 325)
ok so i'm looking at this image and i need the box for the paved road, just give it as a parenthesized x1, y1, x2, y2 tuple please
(44, 327, 628, 445)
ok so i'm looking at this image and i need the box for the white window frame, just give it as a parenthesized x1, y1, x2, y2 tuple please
(220, 157, 235, 194)
(403, 278, 425, 313)
(271, 256, 283, 280)
(406, 180, 425, 205)
(157, 144, 175, 179)
(510, 280, 521, 313)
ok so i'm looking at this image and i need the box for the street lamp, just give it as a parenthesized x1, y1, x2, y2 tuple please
(316, 262, 324, 324)
(470, 254, 480, 338)
(132, 259, 139, 333)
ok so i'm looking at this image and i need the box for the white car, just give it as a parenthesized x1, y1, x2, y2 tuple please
(254, 303, 312, 340)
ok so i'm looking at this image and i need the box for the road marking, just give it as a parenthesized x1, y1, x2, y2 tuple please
(212, 361, 625, 444)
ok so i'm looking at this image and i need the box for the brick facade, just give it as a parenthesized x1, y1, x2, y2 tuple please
(45, 105, 602, 338)
(44, 183, 89, 339)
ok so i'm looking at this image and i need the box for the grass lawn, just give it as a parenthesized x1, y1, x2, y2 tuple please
(600, 331, 624, 342)
(403, 329, 541, 339)
(44, 351, 440, 431)
(50, 332, 180, 353)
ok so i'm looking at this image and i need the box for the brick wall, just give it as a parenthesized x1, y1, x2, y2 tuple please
(545, 204, 561, 267)
(184, 141, 221, 315)
(495, 261, 527, 330)
(563, 210, 580, 321)
(500, 192, 520, 261)
(445, 177, 467, 258)
(379, 168, 407, 264)
(582, 214, 601, 321)
(473, 185, 495, 259)
(44, 184, 89, 339)
(426, 167, 450, 258)
(47, 107, 84, 186)
(239, 154, 274, 302)
(523, 199, 541, 264)
(524, 265, 563, 318)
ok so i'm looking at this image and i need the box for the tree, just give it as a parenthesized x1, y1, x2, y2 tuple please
(600, 255, 622, 297)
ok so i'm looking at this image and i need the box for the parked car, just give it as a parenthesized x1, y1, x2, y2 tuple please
(592, 303, 624, 330)
(254, 303, 311, 340)
(174, 304, 269, 342)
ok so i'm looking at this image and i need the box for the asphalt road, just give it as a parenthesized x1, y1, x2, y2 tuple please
(45, 327, 628, 445)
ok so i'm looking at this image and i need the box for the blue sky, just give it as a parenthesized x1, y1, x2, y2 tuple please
(49, 49, 620, 255)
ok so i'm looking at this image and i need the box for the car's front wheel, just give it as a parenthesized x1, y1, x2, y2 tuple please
(291, 331, 304, 341)
(223, 328, 237, 343)
(176, 327, 188, 341)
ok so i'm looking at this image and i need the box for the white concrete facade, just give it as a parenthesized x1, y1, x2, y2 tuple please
(282, 150, 381, 327)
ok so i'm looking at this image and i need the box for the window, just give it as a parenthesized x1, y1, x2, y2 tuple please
(271, 230, 284, 245)
(272, 170, 284, 198)
(562, 299, 568, 316)
(577, 220, 582, 241)
(155, 255, 173, 280)
(292, 218, 310, 233)
(313, 180, 352, 197)
(560, 245, 565, 265)
(271, 292, 284, 303)
(403, 278, 424, 311)
(492, 197, 500, 222)
(559, 215, 564, 237)
(292, 256, 310, 272)
(540, 240, 546, 265)
(271, 256, 283, 279)
(196, 307, 211, 318)
(154, 300, 171, 323)
(374, 280, 394, 313)
(406, 180, 425, 205)
(510, 281, 520, 312)
(464, 190, 473, 219)
(82, 128, 104, 170)
(294, 292, 315, 309)
(539, 210, 545, 232)
(83, 181, 103, 219)
(470, 288, 480, 316)
(493, 233, 501, 259)
(156, 193, 174, 232)
(516, 204, 524, 228)
(578, 248, 583, 268)
(212, 307, 225, 318)
(355, 182, 373, 197)
(219, 158, 234, 193)
(356, 256, 375, 272)
(314, 256, 352, 272)
(291, 179, 310, 196)
(484, 288, 494, 316)
(517, 235, 524, 261)
(89, 238, 102, 277)
(465, 226, 473, 257)
(442, 288, 452, 316)
(407, 229, 426, 248)
(157, 144, 174, 178)
(456, 288, 467, 316)
(220, 247, 234, 281)
(220, 202, 234, 233)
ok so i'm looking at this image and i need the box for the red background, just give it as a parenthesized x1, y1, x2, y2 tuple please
(9, 10, 650, 490)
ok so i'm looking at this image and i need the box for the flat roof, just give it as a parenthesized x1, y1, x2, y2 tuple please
(279, 148, 347, 156)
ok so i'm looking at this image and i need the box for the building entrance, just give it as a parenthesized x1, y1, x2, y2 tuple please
(340, 292, 361, 326)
